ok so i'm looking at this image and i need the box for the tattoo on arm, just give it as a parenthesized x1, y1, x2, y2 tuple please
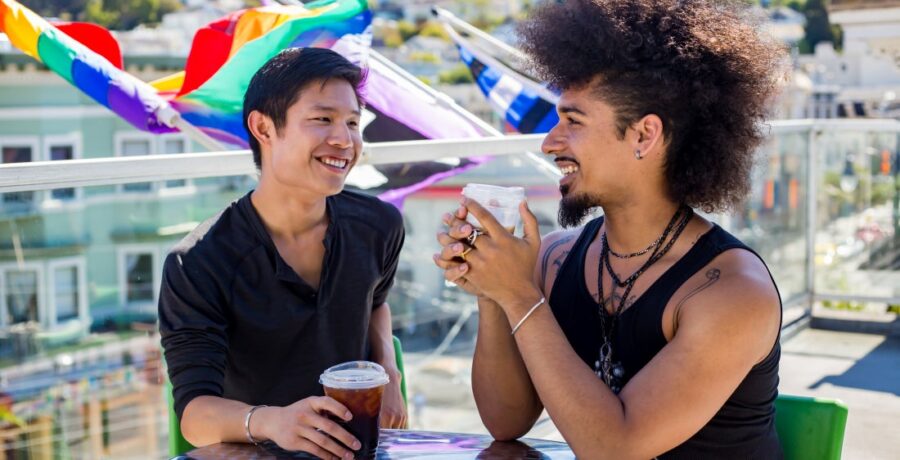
(552, 250, 570, 270)
(540, 235, 575, 288)
(672, 268, 721, 333)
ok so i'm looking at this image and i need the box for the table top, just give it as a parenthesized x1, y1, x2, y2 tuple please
(175, 429, 575, 459)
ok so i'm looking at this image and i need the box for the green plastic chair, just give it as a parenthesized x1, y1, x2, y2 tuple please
(393, 335, 408, 405)
(167, 335, 408, 456)
(165, 378, 194, 456)
(775, 394, 848, 460)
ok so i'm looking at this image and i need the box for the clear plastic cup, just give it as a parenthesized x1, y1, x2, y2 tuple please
(319, 361, 390, 457)
(462, 183, 526, 233)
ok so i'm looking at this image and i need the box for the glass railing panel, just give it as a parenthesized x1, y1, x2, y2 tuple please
(814, 129, 900, 307)
(0, 175, 256, 459)
(386, 151, 561, 435)
(1, 121, 898, 457)
(717, 130, 811, 308)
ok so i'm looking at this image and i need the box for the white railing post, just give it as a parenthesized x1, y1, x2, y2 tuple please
(806, 124, 820, 314)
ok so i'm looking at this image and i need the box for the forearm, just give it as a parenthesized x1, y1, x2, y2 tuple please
(506, 298, 635, 459)
(181, 396, 268, 447)
(368, 303, 401, 379)
(472, 297, 543, 440)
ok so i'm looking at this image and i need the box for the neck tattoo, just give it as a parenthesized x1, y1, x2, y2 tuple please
(594, 205, 694, 393)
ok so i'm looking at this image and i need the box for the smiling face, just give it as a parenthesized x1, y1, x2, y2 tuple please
(254, 78, 362, 198)
(542, 84, 637, 227)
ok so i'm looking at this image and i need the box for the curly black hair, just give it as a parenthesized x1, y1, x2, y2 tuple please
(517, 0, 787, 212)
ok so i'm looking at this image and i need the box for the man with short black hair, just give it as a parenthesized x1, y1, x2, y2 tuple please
(160, 47, 407, 459)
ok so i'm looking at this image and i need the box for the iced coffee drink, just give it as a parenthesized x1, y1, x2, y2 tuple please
(320, 361, 389, 458)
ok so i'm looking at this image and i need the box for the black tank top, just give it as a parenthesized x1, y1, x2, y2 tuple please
(549, 217, 782, 459)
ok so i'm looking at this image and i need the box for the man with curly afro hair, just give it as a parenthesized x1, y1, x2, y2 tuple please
(434, 0, 788, 458)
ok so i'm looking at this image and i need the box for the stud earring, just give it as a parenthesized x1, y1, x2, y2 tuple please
(634, 149, 643, 160)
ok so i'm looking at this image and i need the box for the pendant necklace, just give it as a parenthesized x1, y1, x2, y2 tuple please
(594, 205, 693, 393)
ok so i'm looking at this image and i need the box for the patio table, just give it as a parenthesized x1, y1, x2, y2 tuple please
(172, 429, 576, 459)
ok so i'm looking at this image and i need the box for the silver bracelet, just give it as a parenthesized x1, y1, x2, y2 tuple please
(511, 297, 546, 335)
(244, 404, 268, 445)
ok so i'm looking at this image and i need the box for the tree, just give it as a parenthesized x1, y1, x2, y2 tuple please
(397, 20, 418, 42)
(22, 0, 181, 30)
(409, 51, 440, 64)
(20, 0, 89, 20)
(418, 20, 449, 42)
(801, 0, 837, 53)
(85, 0, 181, 30)
(438, 64, 474, 85)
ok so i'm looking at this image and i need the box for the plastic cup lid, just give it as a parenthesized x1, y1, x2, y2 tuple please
(319, 361, 390, 389)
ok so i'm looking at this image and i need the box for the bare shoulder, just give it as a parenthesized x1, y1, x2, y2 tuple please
(541, 228, 581, 251)
(706, 248, 780, 314)
(535, 227, 584, 295)
(674, 248, 781, 361)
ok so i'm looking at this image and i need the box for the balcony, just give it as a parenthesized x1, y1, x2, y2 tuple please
(0, 120, 898, 458)
(829, 0, 900, 11)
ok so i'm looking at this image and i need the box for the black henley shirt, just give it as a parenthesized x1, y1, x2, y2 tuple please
(159, 190, 404, 420)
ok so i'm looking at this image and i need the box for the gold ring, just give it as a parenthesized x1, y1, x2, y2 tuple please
(466, 228, 484, 247)
(460, 246, 474, 260)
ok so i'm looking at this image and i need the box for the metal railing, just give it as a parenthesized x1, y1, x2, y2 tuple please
(2, 119, 897, 309)
(0, 118, 898, 458)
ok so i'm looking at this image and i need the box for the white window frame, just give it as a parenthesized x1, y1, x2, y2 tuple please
(114, 131, 156, 194)
(117, 245, 160, 311)
(114, 131, 194, 195)
(0, 262, 46, 330)
(0, 136, 41, 210)
(158, 133, 196, 195)
(42, 132, 84, 207)
(46, 257, 88, 329)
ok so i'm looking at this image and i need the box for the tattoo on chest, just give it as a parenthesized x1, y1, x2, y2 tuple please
(594, 284, 636, 312)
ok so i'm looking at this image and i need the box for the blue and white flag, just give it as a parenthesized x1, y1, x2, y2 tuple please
(455, 40, 559, 134)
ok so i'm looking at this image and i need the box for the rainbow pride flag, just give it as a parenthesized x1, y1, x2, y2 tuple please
(161, 0, 374, 145)
(0, 0, 488, 204)
(0, 0, 177, 133)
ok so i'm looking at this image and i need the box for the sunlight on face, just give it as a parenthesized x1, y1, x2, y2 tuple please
(263, 78, 363, 198)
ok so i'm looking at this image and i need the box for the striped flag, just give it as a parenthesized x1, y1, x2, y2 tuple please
(1, 0, 490, 206)
(455, 39, 558, 134)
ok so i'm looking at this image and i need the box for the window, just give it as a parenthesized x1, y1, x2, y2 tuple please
(162, 137, 187, 188)
(49, 145, 76, 199)
(121, 139, 153, 192)
(115, 133, 190, 192)
(5, 270, 39, 325)
(123, 252, 155, 304)
(2, 144, 35, 206)
(53, 266, 79, 322)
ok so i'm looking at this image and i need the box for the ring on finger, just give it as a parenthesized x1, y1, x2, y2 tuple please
(465, 228, 484, 247)
(460, 245, 474, 260)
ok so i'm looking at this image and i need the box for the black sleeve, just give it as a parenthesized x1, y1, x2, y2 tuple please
(372, 207, 405, 309)
(158, 251, 230, 422)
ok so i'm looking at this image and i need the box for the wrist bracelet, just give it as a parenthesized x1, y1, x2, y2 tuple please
(244, 404, 268, 445)
(511, 297, 546, 336)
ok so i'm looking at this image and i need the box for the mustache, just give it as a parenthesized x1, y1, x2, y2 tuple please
(553, 156, 579, 165)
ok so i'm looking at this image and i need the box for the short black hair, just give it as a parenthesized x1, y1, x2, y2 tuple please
(242, 47, 365, 169)
(519, 0, 787, 212)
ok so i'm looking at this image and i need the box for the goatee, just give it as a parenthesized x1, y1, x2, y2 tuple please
(558, 185, 599, 228)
